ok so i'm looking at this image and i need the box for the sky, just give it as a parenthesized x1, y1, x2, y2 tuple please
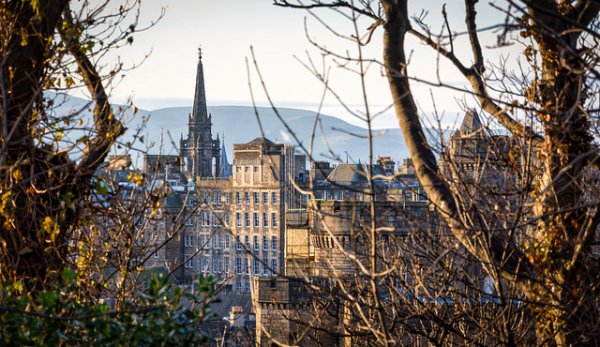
(103, 0, 523, 129)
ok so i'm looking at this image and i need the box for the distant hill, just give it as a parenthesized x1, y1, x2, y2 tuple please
(49, 93, 415, 164)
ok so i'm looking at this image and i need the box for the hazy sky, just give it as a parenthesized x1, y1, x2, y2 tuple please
(106, 0, 521, 129)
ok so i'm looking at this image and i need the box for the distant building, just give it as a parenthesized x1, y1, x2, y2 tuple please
(179, 48, 221, 179)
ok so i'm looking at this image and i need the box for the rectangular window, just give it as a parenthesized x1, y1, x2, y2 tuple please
(263, 257, 269, 275)
(212, 235, 217, 249)
(185, 255, 193, 268)
(184, 233, 193, 247)
(212, 258, 217, 273)
(213, 191, 221, 204)
(262, 192, 268, 204)
(245, 235, 250, 249)
(236, 236, 242, 250)
(204, 211, 210, 226)
(272, 236, 277, 251)
(244, 192, 250, 204)
(253, 192, 259, 204)
(271, 213, 277, 228)
(271, 192, 277, 204)
(236, 281, 242, 292)
(253, 213, 259, 228)
(218, 258, 223, 273)
(236, 213, 241, 227)
(253, 258, 260, 275)
(224, 257, 229, 273)
(217, 234, 222, 249)
(245, 213, 250, 227)
(199, 234, 205, 248)
(253, 166, 258, 172)
(236, 192, 241, 205)
(224, 212, 230, 226)
(236, 258, 242, 274)
(263, 213, 268, 228)
(225, 234, 230, 249)
(212, 213, 218, 226)
(253, 235, 259, 251)
(263, 236, 268, 251)
(225, 192, 231, 204)
(271, 259, 277, 274)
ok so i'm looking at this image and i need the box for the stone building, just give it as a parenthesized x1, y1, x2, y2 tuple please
(179, 48, 221, 178)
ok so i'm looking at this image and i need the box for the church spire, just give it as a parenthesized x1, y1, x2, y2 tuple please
(192, 46, 208, 120)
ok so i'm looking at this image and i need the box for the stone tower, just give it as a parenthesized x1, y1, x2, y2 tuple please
(180, 47, 221, 178)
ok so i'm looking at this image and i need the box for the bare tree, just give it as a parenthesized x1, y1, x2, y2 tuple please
(0, 0, 163, 289)
(268, 0, 600, 346)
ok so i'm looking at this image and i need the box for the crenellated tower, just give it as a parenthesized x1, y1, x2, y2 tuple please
(180, 47, 221, 178)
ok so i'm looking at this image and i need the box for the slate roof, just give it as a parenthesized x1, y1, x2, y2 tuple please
(246, 137, 275, 146)
(326, 163, 385, 185)
(459, 109, 483, 134)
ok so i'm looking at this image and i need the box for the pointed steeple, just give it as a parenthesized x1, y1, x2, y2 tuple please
(192, 46, 208, 120)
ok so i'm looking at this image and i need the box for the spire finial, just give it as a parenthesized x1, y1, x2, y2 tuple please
(198, 46, 202, 60)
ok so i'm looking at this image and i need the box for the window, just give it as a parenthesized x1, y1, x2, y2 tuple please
(212, 213, 218, 226)
(245, 235, 250, 248)
(244, 192, 250, 204)
(200, 256, 208, 272)
(224, 212, 230, 226)
(236, 281, 242, 292)
(253, 192, 259, 204)
(236, 258, 242, 274)
(245, 166, 249, 172)
(263, 213, 268, 228)
(217, 234, 222, 249)
(199, 234, 205, 248)
(212, 235, 217, 249)
(236, 192, 241, 205)
(225, 234, 230, 249)
(225, 192, 231, 204)
(212, 259, 217, 273)
(263, 257, 269, 275)
(185, 255, 193, 268)
(271, 192, 277, 204)
(263, 236, 268, 251)
(184, 233, 193, 247)
(224, 257, 229, 273)
(253, 235, 259, 251)
(271, 213, 277, 227)
(262, 192, 268, 204)
(253, 258, 260, 275)
(204, 211, 211, 226)
(272, 236, 277, 251)
(236, 213, 242, 227)
(236, 236, 242, 250)
(245, 213, 250, 227)
(236, 166, 240, 173)
(218, 258, 223, 273)
(253, 213, 259, 228)
(271, 259, 278, 274)
(213, 191, 221, 204)
(253, 166, 258, 172)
